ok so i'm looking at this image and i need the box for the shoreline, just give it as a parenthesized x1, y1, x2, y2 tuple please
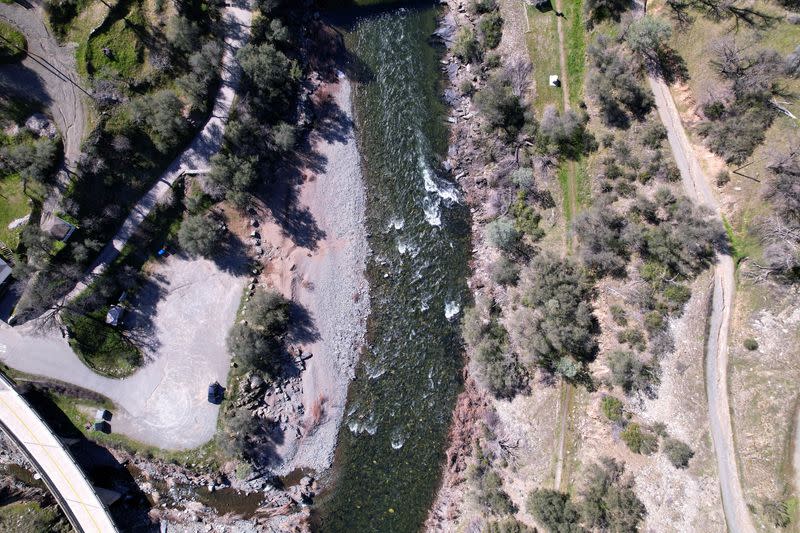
(253, 72, 370, 476)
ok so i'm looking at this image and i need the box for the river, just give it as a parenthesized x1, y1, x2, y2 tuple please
(314, 2, 470, 531)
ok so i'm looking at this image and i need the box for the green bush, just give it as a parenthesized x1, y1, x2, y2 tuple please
(744, 337, 759, 351)
(469, 447, 516, 515)
(608, 350, 653, 394)
(663, 438, 694, 468)
(526, 489, 582, 533)
(178, 213, 224, 258)
(715, 170, 731, 187)
(470, 0, 497, 14)
(0, 21, 27, 64)
(453, 27, 482, 64)
(610, 305, 627, 326)
(617, 328, 646, 352)
(482, 518, 534, 533)
(621, 423, 658, 455)
(644, 311, 664, 332)
(579, 458, 646, 531)
(601, 395, 624, 422)
(486, 216, 521, 253)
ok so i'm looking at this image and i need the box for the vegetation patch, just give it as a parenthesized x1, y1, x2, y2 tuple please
(0, 21, 27, 64)
(0, 501, 70, 532)
(85, 2, 145, 78)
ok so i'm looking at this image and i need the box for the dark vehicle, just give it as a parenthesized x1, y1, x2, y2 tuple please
(207, 382, 224, 404)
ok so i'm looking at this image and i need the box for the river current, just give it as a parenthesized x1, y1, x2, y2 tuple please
(315, 3, 470, 531)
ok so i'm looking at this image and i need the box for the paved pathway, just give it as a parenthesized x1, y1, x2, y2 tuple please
(0, 1, 252, 450)
(64, 0, 251, 302)
(0, 372, 118, 532)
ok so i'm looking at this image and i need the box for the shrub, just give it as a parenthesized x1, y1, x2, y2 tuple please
(574, 206, 631, 277)
(491, 256, 521, 286)
(610, 305, 627, 326)
(601, 395, 624, 422)
(526, 489, 582, 533)
(625, 16, 672, 59)
(474, 336, 528, 399)
(621, 423, 658, 454)
(226, 289, 289, 375)
(486, 216, 521, 252)
(663, 438, 694, 468)
(178, 213, 224, 258)
(475, 73, 529, 136)
(482, 518, 534, 533)
(579, 458, 646, 531)
(698, 97, 776, 164)
(743, 337, 759, 351)
(616, 328, 646, 352)
(453, 27, 482, 64)
(237, 42, 297, 109)
(608, 350, 652, 394)
(479, 12, 503, 49)
(511, 191, 544, 241)
(762, 500, 791, 529)
(459, 79, 475, 96)
(0, 21, 27, 64)
(470, 0, 497, 14)
(510, 167, 534, 189)
(470, 447, 516, 515)
(715, 170, 730, 187)
(129, 90, 189, 153)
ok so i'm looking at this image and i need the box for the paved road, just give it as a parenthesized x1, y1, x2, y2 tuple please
(0, 0, 87, 169)
(0, 255, 244, 449)
(0, 373, 118, 532)
(63, 0, 252, 303)
(649, 75, 755, 533)
(0, 1, 251, 449)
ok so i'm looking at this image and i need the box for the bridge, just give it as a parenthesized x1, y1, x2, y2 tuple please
(0, 372, 119, 532)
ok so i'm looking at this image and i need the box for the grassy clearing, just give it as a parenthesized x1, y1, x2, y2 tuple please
(86, 1, 145, 78)
(0, 21, 27, 64)
(562, 0, 585, 106)
(0, 501, 70, 532)
(525, 5, 563, 112)
(0, 175, 33, 250)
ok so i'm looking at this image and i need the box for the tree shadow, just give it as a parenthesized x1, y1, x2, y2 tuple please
(653, 48, 689, 85)
(210, 230, 252, 276)
(0, 65, 53, 108)
(286, 301, 320, 345)
(308, 92, 354, 146)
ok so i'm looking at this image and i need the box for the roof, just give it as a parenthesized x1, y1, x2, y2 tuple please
(105, 306, 124, 326)
(0, 259, 11, 286)
(41, 214, 76, 242)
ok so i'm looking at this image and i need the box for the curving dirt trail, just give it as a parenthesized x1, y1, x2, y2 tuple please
(0, 0, 88, 169)
(649, 75, 755, 533)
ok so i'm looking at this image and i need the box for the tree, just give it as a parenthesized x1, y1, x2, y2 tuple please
(206, 152, 260, 209)
(574, 206, 631, 277)
(177, 41, 222, 109)
(178, 213, 224, 258)
(486, 216, 521, 253)
(491, 256, 520, 286)
(625, 16, 672, 60)
(167, 16, 200, 53)
(237, 42, 296, 109)
(509, 254, 597, 375)
(584, 0, 630, 26)
(0, 138, 60, 194)
(469, 446, 516, 515)
(539, 106, 595, 159)
(272, 122, 296, 152)
(475, 73, 530, 136)
(710, 38, 784, 98)
(663, 437, 694, 468)
(129, 90, 188, 153)
(526, 489, 582, 533)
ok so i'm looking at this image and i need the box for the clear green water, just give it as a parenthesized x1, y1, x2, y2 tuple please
(315, 4, 470, 532)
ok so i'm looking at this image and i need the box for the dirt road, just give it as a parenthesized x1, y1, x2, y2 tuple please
(649, 75, 755, 533)
(0, 0, 87, 169)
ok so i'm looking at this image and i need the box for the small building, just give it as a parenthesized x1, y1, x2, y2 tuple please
(549, 74, 561, 87)
(93, 421, 110, 433)
(0, 259, 11, 288)
(41, 213, 76, 242)
(105, 305, 124, 326)
(95, 409, 112, 422)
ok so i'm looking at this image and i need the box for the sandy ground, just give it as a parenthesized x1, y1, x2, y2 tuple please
(247, 74, 369, 474)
